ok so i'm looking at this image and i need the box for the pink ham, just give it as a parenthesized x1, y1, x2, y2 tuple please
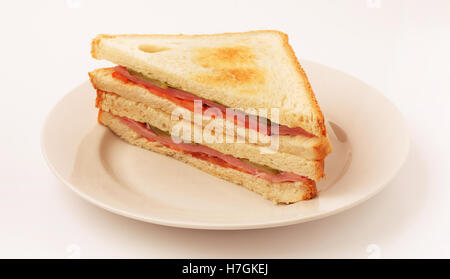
(121, 117, 311, 183)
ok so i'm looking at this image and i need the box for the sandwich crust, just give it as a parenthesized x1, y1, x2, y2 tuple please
(99, 110, 317, 204)
(279, 32, 326, 137)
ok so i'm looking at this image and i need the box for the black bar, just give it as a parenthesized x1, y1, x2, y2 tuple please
(1, 259, 448, 277)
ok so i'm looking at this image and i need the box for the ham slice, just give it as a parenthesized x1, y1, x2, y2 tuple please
(113, 66, 314, 137)
(120, 116, 311, 183)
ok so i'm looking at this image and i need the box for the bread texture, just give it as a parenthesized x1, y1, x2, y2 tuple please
(99, 110, 316, 204)
(89, 67, 332, 160)
(91, 31, 328, 137)
(95, 90, 324, 180)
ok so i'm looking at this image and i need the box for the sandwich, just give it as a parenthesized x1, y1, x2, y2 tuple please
(89, 31, 332, 204)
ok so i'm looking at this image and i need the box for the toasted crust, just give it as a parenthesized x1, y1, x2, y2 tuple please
(90, 30, 330, 138)
(278, 32, 326, 137)
(89, 67, 332, 160)
(191, 45, 266, 95)
(91, 31, 285, 59)
(99, 110, 317, 204)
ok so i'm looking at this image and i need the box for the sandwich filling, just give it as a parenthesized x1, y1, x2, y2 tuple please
(112, 66, 314, 137)
(118, 114, 312, 183)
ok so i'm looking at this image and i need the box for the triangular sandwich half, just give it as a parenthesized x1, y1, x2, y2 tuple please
(90, 31, 332, 204)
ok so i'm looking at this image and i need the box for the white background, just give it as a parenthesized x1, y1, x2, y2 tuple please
(1, 0, 449, 258)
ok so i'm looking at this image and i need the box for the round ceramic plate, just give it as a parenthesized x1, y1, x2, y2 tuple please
(41, 61, 409, 230)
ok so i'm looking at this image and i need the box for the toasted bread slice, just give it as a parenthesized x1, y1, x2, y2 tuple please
(91, 31, 328, 138)
(99, 110, 317, 204)
(89, 67, 332, 160)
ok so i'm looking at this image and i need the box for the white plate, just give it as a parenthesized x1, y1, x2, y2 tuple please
(41, 61, 409, 230)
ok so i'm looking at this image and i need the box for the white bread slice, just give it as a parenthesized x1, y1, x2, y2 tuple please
(91, 31, 328, 137)
(99, 110, 317, 204)
(96, 90, 324, 180)
(89, 68, 332, 160)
